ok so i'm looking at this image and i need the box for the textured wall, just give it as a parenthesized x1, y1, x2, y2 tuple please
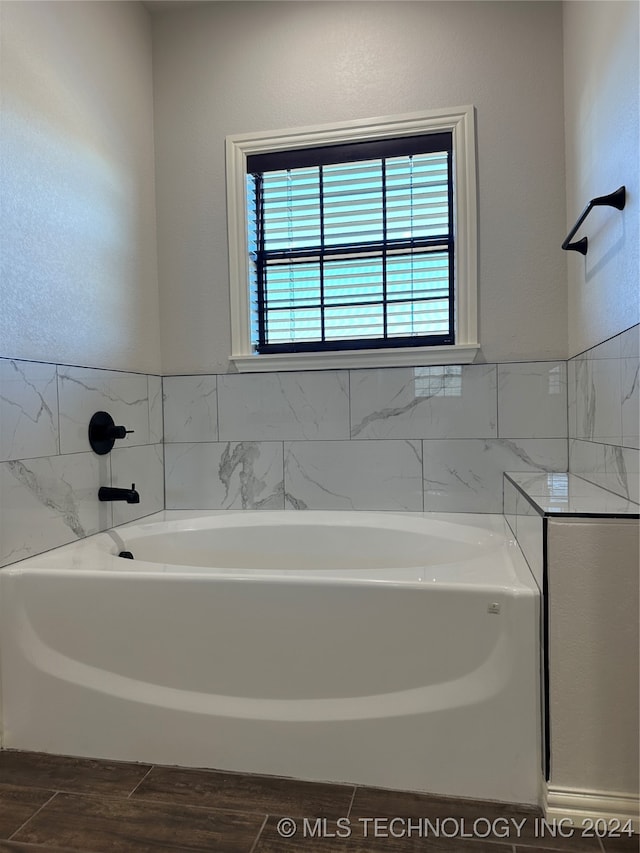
(547, 518, 639, 796)
(563, 1, 640, 357)
(0, 1, 161, 373)
(152, 1, 567, 374)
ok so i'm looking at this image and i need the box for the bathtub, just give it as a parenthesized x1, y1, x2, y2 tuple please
(0, 510, 542, 805)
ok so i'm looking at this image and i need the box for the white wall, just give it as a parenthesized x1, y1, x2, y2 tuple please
(0, 1, 161, 374)
(563, 1, 639, 357)
(152, 1, 567, 374)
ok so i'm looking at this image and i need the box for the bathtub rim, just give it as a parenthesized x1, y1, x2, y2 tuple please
(2, 511, 539, 595)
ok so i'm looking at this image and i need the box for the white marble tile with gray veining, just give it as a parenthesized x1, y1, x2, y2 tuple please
(111, 443, 164, 526)
(58, 367, 150, 454)
(165, 441, 284, 510)
(515, 491, 543, 590)
(0, 452, 111, 567)
(423, 438, 568, 513)
(497, 362, 567, 438)
(284, 440, 423, 511)
(567, 358, 577, 440)
(574, 353, 622, 445)
(569, 439, 639, 503)
(163, 375, 218, 442)
(621, 350, 639, 450)
(503, 476, 518, 538)
(218, 371, 350, 441)
(148, 375, 164, 444)
(0, 359, 59, 461)
(620, 324, 640, 360)
(349, 364, 497, 440)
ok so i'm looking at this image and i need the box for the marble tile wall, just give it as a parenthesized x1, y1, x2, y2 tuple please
(568, 324, 640, 503)
(164, 362, 569, 514)
(0, 360, 164, 567)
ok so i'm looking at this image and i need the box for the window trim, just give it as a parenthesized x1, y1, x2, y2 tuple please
(226, 106, 478, 372)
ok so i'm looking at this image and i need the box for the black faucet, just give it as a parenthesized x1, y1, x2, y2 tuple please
(98, 483, 140, 504)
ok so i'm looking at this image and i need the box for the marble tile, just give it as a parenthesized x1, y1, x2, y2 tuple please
(620, 324, 640, 360)
(57, 367, 150, 454)
(624, 446, 640, 504)
(110, 444, 164, 526)
(349, 364, 496, 439)
(0, 452, 111, 567)
(567, 358, 577, 441)
(0, 359, 59, 462)
(218, 371, 349, 441)
(503, 476, 518, 538)
(574, 344, 622, 445)
(497, 362, 567, 438)
(505, 472, 639, 515)
(569, 439, 639, 503)
(284, 440, 423, 510)
(165, 442, 284, 510)
(163, 375, 218, 443)
(148, 376, 164, 444)
(621, 350, 639, 450)
(423, 439, 568, 513)
(506, 472, 573, 499)
(515, 491, 543, 590)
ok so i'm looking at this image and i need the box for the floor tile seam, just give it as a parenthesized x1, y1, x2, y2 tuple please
(7, 791, 58, 841)
(512, 846, 606, 852)
(126, 765, 156, 798)
(345, 786, 357, 819)
(128, 793, 271, 819)
(248, 814, 269, 853)
(0, 781, 57, 798)
(7, 786, 158, 803)
(22, 787, 272, 821)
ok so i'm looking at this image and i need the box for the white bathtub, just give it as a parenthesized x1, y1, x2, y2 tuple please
(0, 511, 542, 804)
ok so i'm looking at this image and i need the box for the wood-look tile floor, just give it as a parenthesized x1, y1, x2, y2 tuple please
(0, 751, 636, 853)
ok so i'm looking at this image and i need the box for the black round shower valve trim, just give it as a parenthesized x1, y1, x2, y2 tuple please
(88, 411, 135, 455)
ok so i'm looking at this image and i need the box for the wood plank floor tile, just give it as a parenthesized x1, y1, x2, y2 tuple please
(12, 792, 264, 853)
(0, 842, 82, 852)
(132, 766, 354, 818)
(253, 815, 515, 852)
(350, 788, 601, 851)
(0, 784, 54, 839)
(601, 834, 640, 852)
(351, 786, 541, 821)
(0, 753, 150, 798)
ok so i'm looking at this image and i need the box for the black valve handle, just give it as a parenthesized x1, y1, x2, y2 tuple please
(88, 412, 134, 455)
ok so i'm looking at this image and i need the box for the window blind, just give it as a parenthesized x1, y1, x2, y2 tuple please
(247, 132, 454, 354)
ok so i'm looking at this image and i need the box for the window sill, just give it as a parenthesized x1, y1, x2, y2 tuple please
(231, 343, 480, 373)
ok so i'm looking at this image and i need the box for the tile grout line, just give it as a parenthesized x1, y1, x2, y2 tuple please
(126, 764, 156, 798)
(7, 790, 58, 840)
(248, 813, 269, 853)
(346, 785, 357, 819)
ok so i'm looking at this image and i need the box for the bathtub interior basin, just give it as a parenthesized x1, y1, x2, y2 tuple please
(117, 511, 505, 574)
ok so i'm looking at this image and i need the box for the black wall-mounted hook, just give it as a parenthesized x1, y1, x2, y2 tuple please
(562, 186, 626, 255)
(89, 411, 134, 455)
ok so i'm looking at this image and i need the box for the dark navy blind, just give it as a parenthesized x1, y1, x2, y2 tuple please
(247, 133, 454, 354)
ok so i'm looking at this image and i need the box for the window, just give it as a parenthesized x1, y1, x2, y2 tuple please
(226, 107, 478, 371)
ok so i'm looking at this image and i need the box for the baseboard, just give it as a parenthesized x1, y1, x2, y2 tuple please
(545, 785, 639, 833)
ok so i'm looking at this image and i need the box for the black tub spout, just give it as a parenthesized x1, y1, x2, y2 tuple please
(98, 483, 140, 504)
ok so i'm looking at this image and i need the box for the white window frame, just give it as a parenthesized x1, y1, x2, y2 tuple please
(226, 106, 478, 372)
